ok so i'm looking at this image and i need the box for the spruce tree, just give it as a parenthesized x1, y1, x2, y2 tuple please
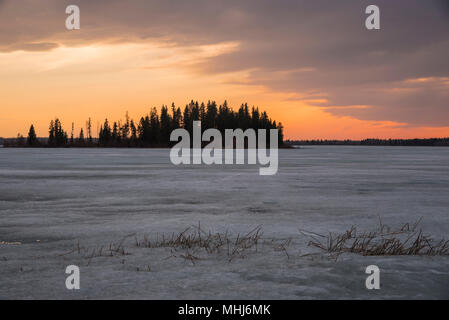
(27, 124, 38, 146)
(78, 128, 85, 144)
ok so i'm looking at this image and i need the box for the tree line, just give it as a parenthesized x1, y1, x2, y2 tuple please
(288, 138, 449, 147)
(8, 100, 284, 147)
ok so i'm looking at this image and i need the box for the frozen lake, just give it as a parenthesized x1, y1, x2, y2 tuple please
(0, 146, 448, 299)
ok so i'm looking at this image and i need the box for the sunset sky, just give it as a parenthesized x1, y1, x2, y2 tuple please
(1, 0, 448, 139)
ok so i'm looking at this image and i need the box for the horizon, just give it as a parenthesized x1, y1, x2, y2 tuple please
(2, 100, 449, 141)
(1, 0, 448, 139)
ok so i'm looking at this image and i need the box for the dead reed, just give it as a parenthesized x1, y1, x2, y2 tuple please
(60, 235, 133, 266)
(305, 217, 449, 256)
(135, 223, 263, 262)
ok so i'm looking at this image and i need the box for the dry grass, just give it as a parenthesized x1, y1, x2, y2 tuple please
(59, 218, 447, 268)
(59, 235, 132, 266)
(59, 224, 269, 266)
(305, 217, 449, 257)
(135, 223, 263, 263)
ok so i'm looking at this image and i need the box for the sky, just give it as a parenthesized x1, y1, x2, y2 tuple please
(0, 0, 448, 139)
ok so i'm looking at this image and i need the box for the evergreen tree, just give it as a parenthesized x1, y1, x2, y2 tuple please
(251, 107, 260, 129)
(205, 101, 217, 129)
(130, 119, 137, 144)
(70, 123, 75, 144)
(121, 112, 130, 141)
(78, 128, 85, 144)
(160, 105, 172, 144)
(199, 102, 206, 125)
(277, 122, 284, 146)
(112, 122, 120, 144)
(171, 103, 182, 130)
(183, 104, 191, 131)
(149, 107, 160, 144)
(48, 120, 55, 146)
(38, 100, 284, 147)
(138, 116, 151, 145)
(86, 118, 93, 144)
(48, 118, 67, 146)
(27, 124, 38, 146)
(99, 119, 112, 146)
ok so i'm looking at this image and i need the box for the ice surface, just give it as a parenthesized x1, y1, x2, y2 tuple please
(0, 146, 448, 299)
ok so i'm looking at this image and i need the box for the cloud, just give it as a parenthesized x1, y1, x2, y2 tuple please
(3, 42, 60, 52)
(0, 0, 447, 126)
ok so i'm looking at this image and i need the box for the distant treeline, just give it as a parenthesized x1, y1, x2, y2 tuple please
(4, 100, 284, 148)
(288, 138, 449, 146)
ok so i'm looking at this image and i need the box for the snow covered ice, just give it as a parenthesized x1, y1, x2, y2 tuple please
(0, 146, 448, 299)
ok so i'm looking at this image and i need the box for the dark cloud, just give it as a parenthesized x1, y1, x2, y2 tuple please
(0, 0, 447, 126)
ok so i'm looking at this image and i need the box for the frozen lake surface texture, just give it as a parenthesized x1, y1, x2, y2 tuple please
(0, 146, 448, 299)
